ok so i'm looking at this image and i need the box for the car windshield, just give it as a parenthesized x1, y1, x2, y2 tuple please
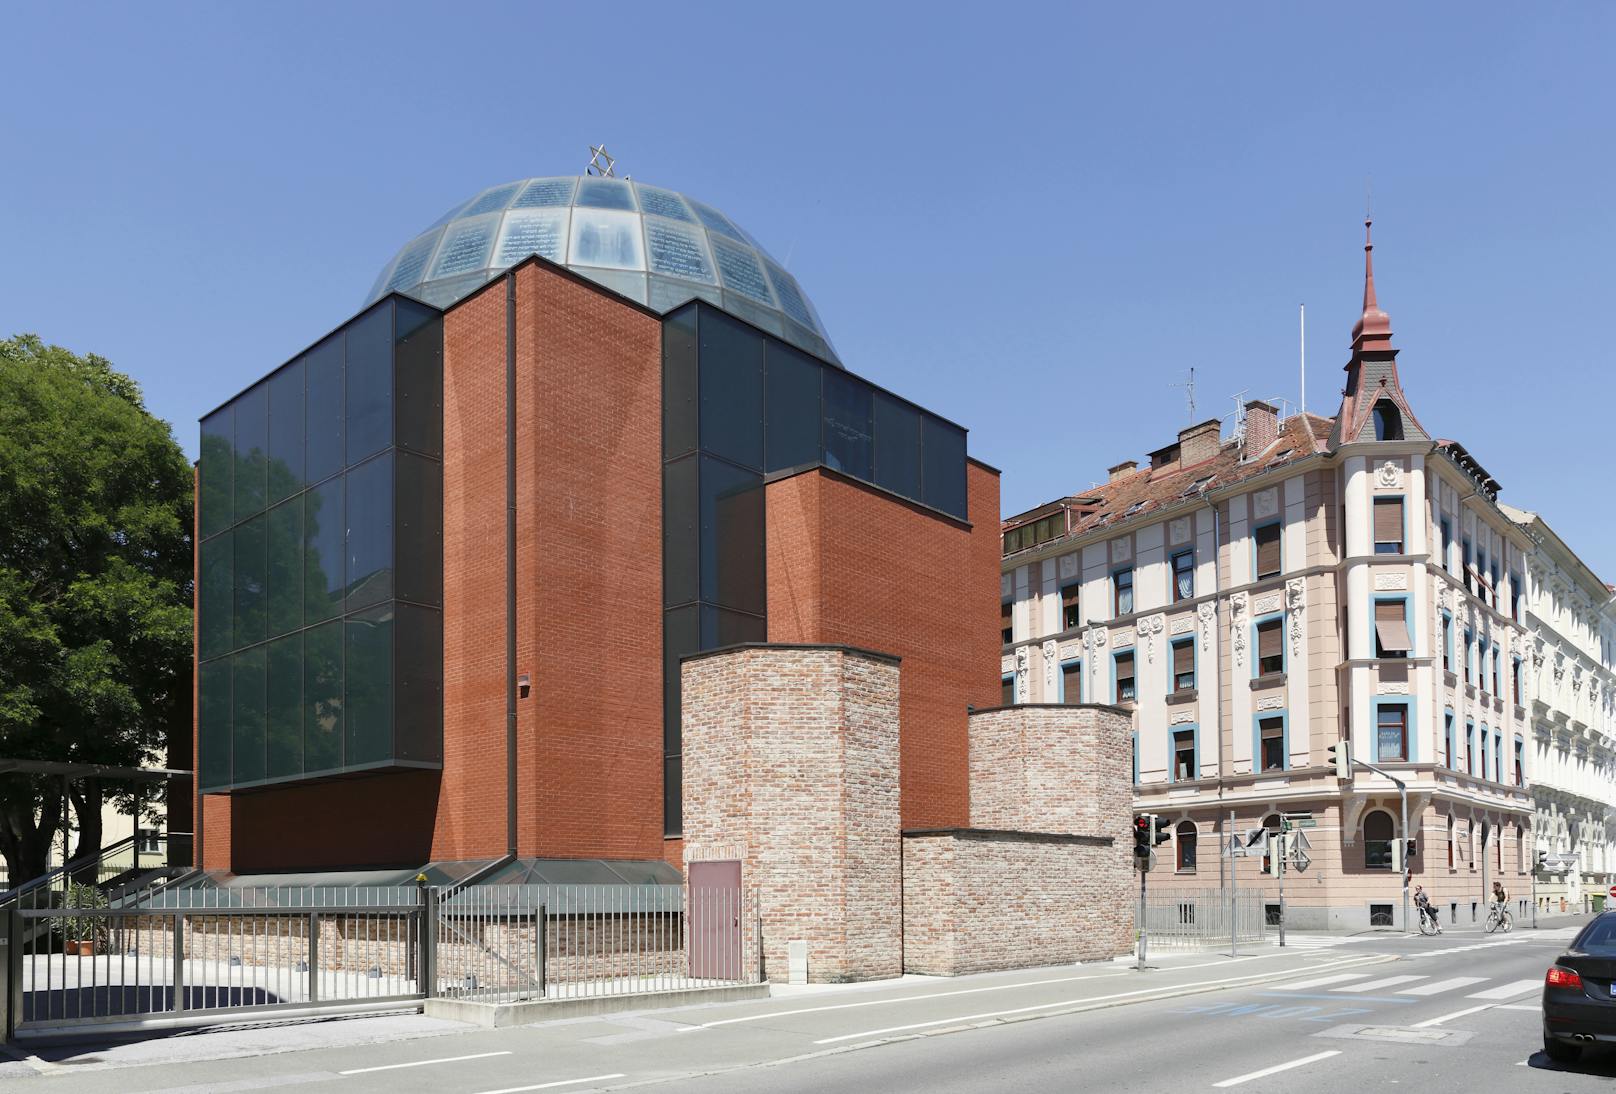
(1574, 917, 1616, 954)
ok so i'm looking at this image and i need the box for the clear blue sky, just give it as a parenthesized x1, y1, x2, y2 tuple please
(3, 4, 1612, 577)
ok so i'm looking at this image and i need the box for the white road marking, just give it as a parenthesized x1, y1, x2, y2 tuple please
(1413, 1004, 1496, 1028)
(1333, 975, 1428, 993)
(339, 1051, 513, 1075)
(1211, 1050, 1342, 1088)
(1269, 973, 1373, 992)
(473, 1076, 627, 1094)
(1397, 976, 1490, 996)
(1497, 1003, 1540, 1011)
(808, 957, 1384, 1045)
(1467, 979, 1544, 1000)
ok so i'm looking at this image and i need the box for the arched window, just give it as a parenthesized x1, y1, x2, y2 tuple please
(1372, 400, 1404, 441)
(1261, 813, 1283, 874)
(1364, 810, 1395, 870)
(1447, 815, 1455, 869)
(1515, 823, 1524, 873)
(1176, 821, 1198, 872)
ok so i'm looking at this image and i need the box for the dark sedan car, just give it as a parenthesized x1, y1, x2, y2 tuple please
(1543, 911, 1616, 1062)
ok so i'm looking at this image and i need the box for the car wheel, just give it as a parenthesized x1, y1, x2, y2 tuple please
(1543, 1032, 1581, 1064)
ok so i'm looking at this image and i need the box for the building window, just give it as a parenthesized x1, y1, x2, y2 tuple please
(1259, 716, 1285, 772)
(1510, 572, 1522, 621)
(1061, 660, 1082, 704)
(1176, 821, 1198, 872)
(1444, 710, 1456, 769)
(1001, 674, 1014, 706)
(1364, 810, 1395, 870)
(1490, 563, 1501, 609)
(1061, 582, 1081, 630)
(1256, 617, 1284, 676)
(1374, 599, 1411, 659)
(1490, 647, 1501, 697)
(1113, 568, 1134, 617)
(1376, 703, 1409, 762)
(1514, 736, 1525, 787)
(1511, 657, 1521, 704)
(1466, 721, 1475, 774)
(1477, 548, 1490, 606)
(1372, 401, 1403, 441)
(1441, 518, 1454, 575)
(1171, 550, 1195, 602)
(1254, 522, 1282, 580)
(1495, 730, 1503, 784)
(1447, 815, 1455, 869)
(1172, 728, 1196, 782)
(1172, 638, 1196, 692)
(1462, 538, 1474, 595)
(1480, 726, 1489, 781)
(1373, 496, 1404, 553)
(1442, 613, 1454, 674)
(1001, 598, 1013, 645)
(1115, 651, 1136, 704)
(1464, 630, 1474, 683)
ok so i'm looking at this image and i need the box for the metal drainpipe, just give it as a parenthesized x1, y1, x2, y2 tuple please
(506, 273, 518, 858)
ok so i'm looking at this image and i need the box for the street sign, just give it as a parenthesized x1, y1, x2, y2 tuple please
(1283, 815, 1317, 829)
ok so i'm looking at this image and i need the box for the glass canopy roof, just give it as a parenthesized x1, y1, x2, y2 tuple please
(366, 176, 840, 365)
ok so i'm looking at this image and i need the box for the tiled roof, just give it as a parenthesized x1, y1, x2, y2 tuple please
(1002, 413, 1334, 550)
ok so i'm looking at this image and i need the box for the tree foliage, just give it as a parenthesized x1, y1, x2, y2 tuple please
(0, 334, 193, 885)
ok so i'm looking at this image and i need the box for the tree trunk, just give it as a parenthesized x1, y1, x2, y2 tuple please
(0, 775, 65, 889)
(68, 777, 106, 886)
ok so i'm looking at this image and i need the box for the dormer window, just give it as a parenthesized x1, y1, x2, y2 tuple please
(1372, 400, 1403, 441)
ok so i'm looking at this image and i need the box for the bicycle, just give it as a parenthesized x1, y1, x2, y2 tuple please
(1484, 904, 1513, 933)
(1417, 907, 1443, 935)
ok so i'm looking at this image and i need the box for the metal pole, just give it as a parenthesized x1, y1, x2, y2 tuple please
(1481, 821, 1489, 926)
(1229, 809, 1238, 958)
(1137, 864, 1147, 971)
(1400, 786, 1410, 935)
(1278, 825, 1287, 947)
(421, 887, 437, 999)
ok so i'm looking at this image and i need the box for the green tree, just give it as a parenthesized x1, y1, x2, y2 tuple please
(0, 334, 193, 886)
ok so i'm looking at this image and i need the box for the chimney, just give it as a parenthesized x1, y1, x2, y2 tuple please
(1107, 460, 1139, 482)
(1178, 418, 1223, 466)
(1244, 400, 1279, 457)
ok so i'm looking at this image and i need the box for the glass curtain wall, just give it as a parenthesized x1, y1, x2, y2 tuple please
(197, 297, 444, 792)
(659, 302, 968, 835)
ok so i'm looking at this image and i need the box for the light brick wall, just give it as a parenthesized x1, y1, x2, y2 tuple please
(682, 645, 902, 983)
(902, 830, 1133, 975)
(969, 704, 1133, 837)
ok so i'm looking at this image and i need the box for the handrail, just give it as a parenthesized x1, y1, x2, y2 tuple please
(0, 831, 193, 905)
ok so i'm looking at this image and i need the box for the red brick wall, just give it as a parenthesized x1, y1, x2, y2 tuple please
(765, 461, 1002, 829)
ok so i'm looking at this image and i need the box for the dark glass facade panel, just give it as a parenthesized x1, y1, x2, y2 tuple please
(233, 513, 267, 648)
(265, 497, 303, 638)
(200, 407, 233, 539)
(394, 300, 443, 457)
(698, 310, 763, 470)
(231, 646, 266, 786)
(662, 606, 698, 755)
(700, 456, 764, 615)
(662, 307, 698, 460)
(233, 381, 269, 521)
(304, 478, 345, 623)
(265, 632, 303, 780)
(662, 456, 698, 607)
(345, 604, 393, 767)
(345, 454, 394, 611)
(199, 533, 233, 661)
(921, 416, 968, 518)
(873, 392, 921, 502)
(663, 754, 682, 838)
(304, 334, 344, 484)
(764, 342, 820, 472)
(822, 369, 873, 480)
(304, 620, 343, 774)
(394, 602, 444, 763)
(199, 659, 231, 791)
(344, 302, 393, 466)
(395, 452, 443, 606)
(267, 357, 304, 504)
(699, 605, 766, 649)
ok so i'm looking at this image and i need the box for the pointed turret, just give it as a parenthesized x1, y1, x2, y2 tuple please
(1327, 218, 1429, 448)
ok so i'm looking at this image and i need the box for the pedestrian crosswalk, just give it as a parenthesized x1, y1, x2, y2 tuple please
(1271, 973, 1543, 1002)
(1276, 934, 1358, 950)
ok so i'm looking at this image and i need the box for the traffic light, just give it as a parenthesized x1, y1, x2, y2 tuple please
(1537, 851, 1549, 873)
(1151, 814, 1172, 846)
(1134, 816, 1151, 859)
(1406, 838, 1417, 860)
(1327, 738, 1351, 779)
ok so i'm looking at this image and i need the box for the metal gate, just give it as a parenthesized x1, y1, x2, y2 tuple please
(1143, 886, 1267, 951)
(687, 860, 742, 981)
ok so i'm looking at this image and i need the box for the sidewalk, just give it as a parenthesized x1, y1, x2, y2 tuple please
(1, 945, 1395, 1081)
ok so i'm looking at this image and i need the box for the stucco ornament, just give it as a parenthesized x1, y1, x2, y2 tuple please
(1286, 577, 1306, 657)
(1084, 626, 1108, 660)
(1554, 649, 1566, 685)
(1229, 594, 1249, 668)
(1015, 645, 1029, 698)
(1042, 639, 1059, 692)
(1136, 615, 1166, 663)
(1376, 460, 1402, 488)
(1197, 601, 1217, 652)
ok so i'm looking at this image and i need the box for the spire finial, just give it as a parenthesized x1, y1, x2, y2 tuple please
(1362, 216, 1377, 312)
(1351, 214, 1392, 349)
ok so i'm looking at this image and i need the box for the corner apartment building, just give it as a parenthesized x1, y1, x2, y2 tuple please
(1000, 223, 1535, 930)
(1502, 505, 1616, 911)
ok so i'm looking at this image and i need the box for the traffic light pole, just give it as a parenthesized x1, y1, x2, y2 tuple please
(1138, 863, 1147, 971)
(1228, 809, 1237, 959)
(1352, 756, 1410, 935)
(1277, 824, 1286, 948)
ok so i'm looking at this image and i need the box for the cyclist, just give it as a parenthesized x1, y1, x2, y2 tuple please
(1413, 884, 1442, 933)
(1491, 880, 1508, 917)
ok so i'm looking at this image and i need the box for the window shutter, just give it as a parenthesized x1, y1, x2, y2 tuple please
(1255, 524, 1281, 576)
(1257, 619, 1281, 660)
(1374, 601, 1411, 653)
(1117, 651, 1134, 678)
(1374, 498, 1403, 545)
(1062, 584, 1080, 610)
(1173, 641, 1194, 678)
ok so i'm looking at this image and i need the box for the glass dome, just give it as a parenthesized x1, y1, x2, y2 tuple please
(366, 176, 839, 364)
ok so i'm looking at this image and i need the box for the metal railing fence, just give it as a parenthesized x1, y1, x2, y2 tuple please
(1142, 887, 1267, 951)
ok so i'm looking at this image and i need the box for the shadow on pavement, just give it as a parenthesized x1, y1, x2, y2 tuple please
(1526, 1049, 1616, 1077)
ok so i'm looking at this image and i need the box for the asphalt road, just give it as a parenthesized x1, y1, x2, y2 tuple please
(4, 922, 1606, 1093)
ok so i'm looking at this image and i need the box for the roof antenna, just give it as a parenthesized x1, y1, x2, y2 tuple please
(1299, 303, 1306, 419)
(586, 144, 617, 177)
(1229, 389, 1249, 444)
(1169, 367, 1197, 424)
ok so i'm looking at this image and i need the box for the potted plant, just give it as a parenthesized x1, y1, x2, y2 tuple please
(62, 881, 109, 957)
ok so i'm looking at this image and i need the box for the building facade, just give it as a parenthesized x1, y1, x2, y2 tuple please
(1000, 223, 1537, 930)
(1503, 505, 1616, 912)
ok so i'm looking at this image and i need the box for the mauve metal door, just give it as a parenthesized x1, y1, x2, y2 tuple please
(688, 859, 742, 981)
